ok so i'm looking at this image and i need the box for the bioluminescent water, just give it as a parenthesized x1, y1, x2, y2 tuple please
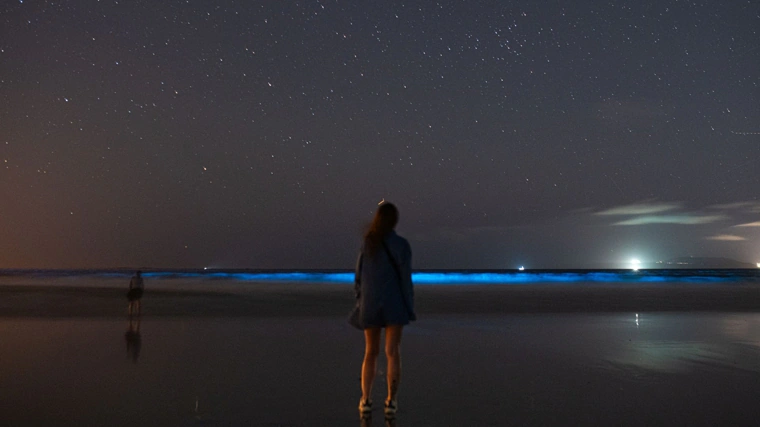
(2, 269, 760, 284)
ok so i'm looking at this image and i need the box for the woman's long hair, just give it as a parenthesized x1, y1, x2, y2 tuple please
(363, 202, 399, 255)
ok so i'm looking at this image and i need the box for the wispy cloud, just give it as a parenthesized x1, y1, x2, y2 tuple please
(612, 215, 725, 226)
(706, 234, 747, 241)
(708, 201, 760, 213)
(735, 221, 760, 227)
(596, 202, 679, 216)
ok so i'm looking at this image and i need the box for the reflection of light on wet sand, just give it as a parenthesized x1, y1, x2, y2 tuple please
(604, 314, 760, 374)
(609, 342, 725, 373)
(722, 314, 760, 348)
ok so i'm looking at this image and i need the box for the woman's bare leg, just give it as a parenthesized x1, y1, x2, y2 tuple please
(362, 327, 382, 402)
(384, 325, 404, 403)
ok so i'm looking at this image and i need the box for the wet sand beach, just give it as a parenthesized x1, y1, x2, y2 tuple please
(3, 280, 760, 317)
(1, 280, 760, 426)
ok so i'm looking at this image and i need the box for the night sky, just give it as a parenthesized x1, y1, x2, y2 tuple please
(2, 1, 759, 269)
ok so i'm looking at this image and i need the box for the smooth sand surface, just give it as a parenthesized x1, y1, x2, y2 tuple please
(1, 280, 760, 426)
(2, 280, 760, 317)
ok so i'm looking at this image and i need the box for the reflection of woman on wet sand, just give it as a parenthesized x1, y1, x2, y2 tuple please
(127, 270, 144, 315)
(360, 415, 396, 427)
(125, 314, 141, 363)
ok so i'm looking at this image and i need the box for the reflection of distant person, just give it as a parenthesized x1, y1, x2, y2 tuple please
(351, 202, 415, 418)
(127, 270, 144, 316)
(125, 314, 141, 363)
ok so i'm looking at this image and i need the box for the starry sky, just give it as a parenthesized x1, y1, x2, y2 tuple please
(1, 1, 759, 269)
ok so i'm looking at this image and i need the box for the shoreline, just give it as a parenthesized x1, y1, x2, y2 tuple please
(1, 282, 760, 318)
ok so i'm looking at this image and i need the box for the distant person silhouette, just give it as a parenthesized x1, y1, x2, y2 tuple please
(125, 313, 141, 363)
(127, 270, 144, 316)
(350, 202, 415, 419)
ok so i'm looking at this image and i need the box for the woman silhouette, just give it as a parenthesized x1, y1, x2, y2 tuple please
(352, 202, 415, 418)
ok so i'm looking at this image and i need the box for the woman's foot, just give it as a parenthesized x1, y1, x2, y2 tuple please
(359, 398, 373, 414)
(384, 399, 397, 417)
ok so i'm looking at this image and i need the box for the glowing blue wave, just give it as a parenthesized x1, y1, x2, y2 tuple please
(2, 269, 758, 284)
(142, 269, 760, 284)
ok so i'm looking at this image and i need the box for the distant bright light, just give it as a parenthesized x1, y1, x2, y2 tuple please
(757, 263, 760, 268)
(630, 258, 641, 271)
(518, 266, 525, 271)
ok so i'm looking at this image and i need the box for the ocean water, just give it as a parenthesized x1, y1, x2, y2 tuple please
(1, 268, 760, 285)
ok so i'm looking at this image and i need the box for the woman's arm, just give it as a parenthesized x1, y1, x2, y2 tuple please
(404, 242, 416, 320)
(354, 251, 363, 299)
(405, 243, 413, 297)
